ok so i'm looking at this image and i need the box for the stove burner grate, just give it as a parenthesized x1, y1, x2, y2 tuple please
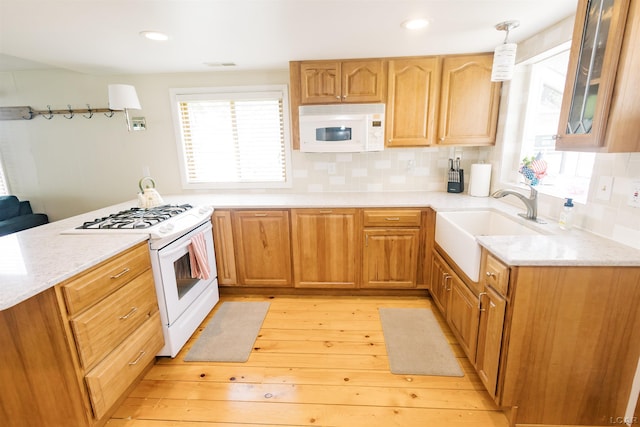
(78, 204, 193, 230)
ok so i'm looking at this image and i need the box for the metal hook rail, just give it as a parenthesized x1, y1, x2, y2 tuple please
(0, 105, 118, 121)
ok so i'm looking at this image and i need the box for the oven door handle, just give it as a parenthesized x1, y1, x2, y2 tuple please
(160, 239, 193, 260)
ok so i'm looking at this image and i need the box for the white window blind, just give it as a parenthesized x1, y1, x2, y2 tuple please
(171, 85, 291, 189)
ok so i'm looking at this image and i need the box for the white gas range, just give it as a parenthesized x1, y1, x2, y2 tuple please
(63, 203, 219, 357)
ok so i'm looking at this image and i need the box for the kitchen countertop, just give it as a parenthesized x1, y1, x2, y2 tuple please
(2, 191, 639, 311)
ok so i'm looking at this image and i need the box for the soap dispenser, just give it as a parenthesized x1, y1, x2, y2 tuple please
(558, 198, 574, 230)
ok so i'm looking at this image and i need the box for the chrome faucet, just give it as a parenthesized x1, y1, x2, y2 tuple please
(492, 185, 542, 222)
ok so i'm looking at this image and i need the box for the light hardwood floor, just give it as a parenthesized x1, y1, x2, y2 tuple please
(107, 294, 509, 427)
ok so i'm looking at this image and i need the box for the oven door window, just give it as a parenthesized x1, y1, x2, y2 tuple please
(173, 252, 199, 299)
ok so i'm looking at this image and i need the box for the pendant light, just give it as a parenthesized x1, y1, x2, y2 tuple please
(491, 20, 520, 82)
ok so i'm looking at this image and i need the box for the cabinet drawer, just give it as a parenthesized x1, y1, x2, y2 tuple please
(85, 311, 163, 420)
(363, 209, 422, 227)
(71, 269, 159, 370)
(62, 243, 151, 316)
(484, 254, 509, 296)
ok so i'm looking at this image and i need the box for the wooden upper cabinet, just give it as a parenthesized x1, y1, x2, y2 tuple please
(299, 60, 386, 104)
(437, 54, 500, 146)
(557, 0, 640, 152)
(386, 57, 441, 147)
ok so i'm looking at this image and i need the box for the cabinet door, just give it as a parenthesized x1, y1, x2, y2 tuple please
(362, 228, 419, 288)
(212, 210, 237, 285)
(437, 54, 500, 146)
(448, 275, 480, 363)
(291, 209, 359, 288)
(341, 60, 386, 103)
(430, 252, 451, 314)
(476, 286, 507, 399)
(300, 61, 341, 104)
(232, 210, 292, 287)
(556, 0, 630, 151)
(386, 57, 440, 147)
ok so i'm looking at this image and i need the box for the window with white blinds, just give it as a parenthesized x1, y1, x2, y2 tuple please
(171, 85, 292, 189)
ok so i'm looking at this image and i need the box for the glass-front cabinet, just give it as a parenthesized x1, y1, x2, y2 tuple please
(556, 0, 631, 151)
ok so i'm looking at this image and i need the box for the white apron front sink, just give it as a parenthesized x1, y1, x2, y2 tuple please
(435, 210, 541, 282)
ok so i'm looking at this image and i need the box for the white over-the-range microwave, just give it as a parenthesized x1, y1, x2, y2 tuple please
(299, 103, 385, 153)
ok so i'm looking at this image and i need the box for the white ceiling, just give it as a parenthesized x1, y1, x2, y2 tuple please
(0, 0, 577, 75)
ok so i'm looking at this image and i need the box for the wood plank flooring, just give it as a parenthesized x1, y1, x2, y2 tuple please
(107, 294, 509, 427)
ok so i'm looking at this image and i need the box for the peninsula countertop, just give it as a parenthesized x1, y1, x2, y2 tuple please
(2, 191, 639, 311)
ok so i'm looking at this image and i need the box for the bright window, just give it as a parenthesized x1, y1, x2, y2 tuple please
(0, 155, 9, 196)
(170, 85, 292, 189)
(514, 47, 594, 203)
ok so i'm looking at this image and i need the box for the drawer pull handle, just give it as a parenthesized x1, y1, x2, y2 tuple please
(254, 213, 267, 217)
(385, 217, 400, 221)
(110, 268, 130, 279)
(128, 350, 146, 366)
(319, 209, 333, 213)
(119, 307, 138, 320)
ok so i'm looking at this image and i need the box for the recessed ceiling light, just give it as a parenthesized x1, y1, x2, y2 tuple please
(139, 31, 169, 41)
(401, 18, 429, 30)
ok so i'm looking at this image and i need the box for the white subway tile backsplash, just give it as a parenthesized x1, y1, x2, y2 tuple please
(374, 160, 392, 169)
(389, 175, 407, 184)
(329, 176, 346, 186)
(367, 183, 384, 192)
(351, 168, 368, 177)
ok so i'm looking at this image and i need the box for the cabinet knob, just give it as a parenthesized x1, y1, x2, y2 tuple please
(336, 96, 341, 99)
(486, 272, 496, 278)
(439, 137, 445, 142)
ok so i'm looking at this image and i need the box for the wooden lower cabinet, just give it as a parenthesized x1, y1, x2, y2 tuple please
(232, 210, 292, 287)
(362, 228, 419, 288)
(291, 208, 360, 288)
(435, 247, 640, 426)
(429, 250, 451, 313)
(211, 210, 238, 285)
(475, 284, 506, 398)
(214, 207, 430, 290)
(447, 274, 479, 363)
(0, 242, 163, 427)
(430, 250, 479, 362)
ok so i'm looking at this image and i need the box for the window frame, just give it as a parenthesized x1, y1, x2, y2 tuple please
(502, 42, 594, 204)
(169, 84, 293, 190)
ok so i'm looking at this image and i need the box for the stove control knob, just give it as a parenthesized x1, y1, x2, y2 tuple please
(158, 223, 175, 234)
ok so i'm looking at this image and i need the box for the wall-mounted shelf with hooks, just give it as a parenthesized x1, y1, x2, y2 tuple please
(0, 105, 117, 121)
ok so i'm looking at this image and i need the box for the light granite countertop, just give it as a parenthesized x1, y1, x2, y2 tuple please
(1, 191, 638, 311)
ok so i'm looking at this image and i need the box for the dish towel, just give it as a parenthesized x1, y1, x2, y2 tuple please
(188, 231, 211, 280)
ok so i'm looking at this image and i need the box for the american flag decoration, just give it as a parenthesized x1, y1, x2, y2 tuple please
(519, 154, 547, 185)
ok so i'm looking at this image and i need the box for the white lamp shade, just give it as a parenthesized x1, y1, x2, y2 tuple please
(108, 84, 141, 110)
(491, 43, 518, 82)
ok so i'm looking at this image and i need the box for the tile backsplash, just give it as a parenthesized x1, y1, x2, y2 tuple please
(289, 146, 492, 193)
